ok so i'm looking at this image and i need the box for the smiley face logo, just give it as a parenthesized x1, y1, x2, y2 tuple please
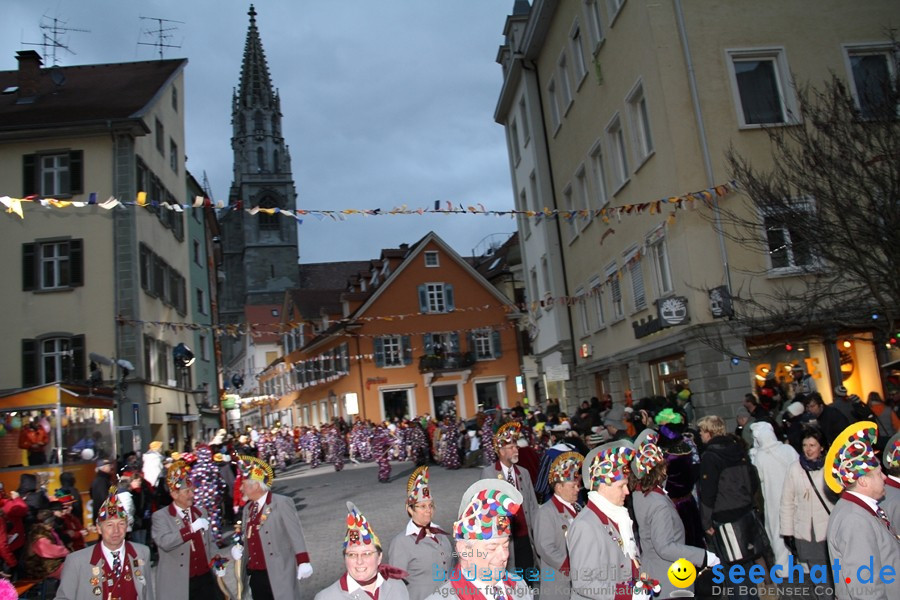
(667, 558, 696, 588)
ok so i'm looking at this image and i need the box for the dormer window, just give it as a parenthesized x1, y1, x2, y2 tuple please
(425, 251, 440, 268)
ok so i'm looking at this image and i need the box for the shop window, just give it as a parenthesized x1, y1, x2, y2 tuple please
(650, 355, 688, 397)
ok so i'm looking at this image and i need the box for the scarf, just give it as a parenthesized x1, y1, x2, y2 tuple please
(588, 491, 638, 559)
(799, 454, 825, 472)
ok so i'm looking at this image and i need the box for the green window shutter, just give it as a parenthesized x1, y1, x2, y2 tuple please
(23, 154, 36, 196)
(22, 339, 38, 387)
(374, 337, 385, 367)
(450, 333, 460, 353)
(69, 239, 84, 287)
(491, 330, 502, 358)
(69, 150, 84, 194)
(70, 334, 86, 381)
(445, 284, 455, 311)
(418, 284, 428, 312)
(23, 243, 36, 290)
(467, 332, 475, 352)
(423, 334, 433, 355)
(402, 336, 412, 365)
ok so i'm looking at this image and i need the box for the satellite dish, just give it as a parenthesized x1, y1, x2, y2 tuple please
(49, 67, 66, 88)
(89, 352, 114, 367)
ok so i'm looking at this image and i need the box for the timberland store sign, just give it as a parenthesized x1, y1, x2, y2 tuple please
(633, 296, 690, 339)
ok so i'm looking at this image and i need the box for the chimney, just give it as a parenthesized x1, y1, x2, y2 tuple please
(16, 50, 43, 102)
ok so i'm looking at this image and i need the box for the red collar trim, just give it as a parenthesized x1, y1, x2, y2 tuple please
(551, 495, 576, 518)
(886, 477, 900, 490)
(841, 491, 878, 517)
(168, 504, 201, 518)
(586, 499, 619, 532)
(447, 564, 513, 600)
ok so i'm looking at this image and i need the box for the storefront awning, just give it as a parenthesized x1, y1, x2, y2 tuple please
(167, 413, 199, 422)
(0, 383, 115, 410)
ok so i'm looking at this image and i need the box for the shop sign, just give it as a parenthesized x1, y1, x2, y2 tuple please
(659, 296, 690, 326)
(545, 364, 570, 382)
(709, 286, 734, 318)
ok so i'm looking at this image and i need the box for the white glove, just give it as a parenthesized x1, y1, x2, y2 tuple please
(706, 550, 721, 568)
(631, 588, 650, 600)
(230, 545, 243, 561)
(214, 568, 226, 579)
(297, 563, 313, 580)
(191, 517, 210, 533)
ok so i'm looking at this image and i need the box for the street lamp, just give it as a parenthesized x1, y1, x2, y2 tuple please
(173, 343, 196, 449)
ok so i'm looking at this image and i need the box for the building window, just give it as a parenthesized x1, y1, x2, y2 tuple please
(584, 0, 604, 50)
(22, 335, 85, 386)
(199, 334, 209, 361)
(421, 283, 450, 313)
(541, 255, 552, 306)
(529, 172, 540, 225)
(518, 98, 530, 147)
(558, 52, 573, 115)
(570, 22, 588, 86)
(196, 288, 206, 314)
(424, 251, 440, 267)
(727, 48, 798, 126)
(589, 142, 609, 209)
(193, 240, 201, 265)
(845, 45, 897, 119)
(648, 230, 673, 295)
(576, 166, 591, 228)
(375, 335, 410, 367)
(576, 288, 591, 336)
(42, 337, 70, 383)
(607, 0, 626, 24)
(171, 86, 178, 111)
(520, 189, 531, 238)
(548, 79, 561, 132)
(22, 238, 83, 291)
(22, 150, 84, 197)
(510, 119, 521, 165)
(530, 268, 540, 316)
(625, 247, 646, 311)
(606, 262, 624, 319)
(590, 277, 605, 328)
(762, 200, 814, 271)
(626, 81, 654, 163)
(564, 185, 578, 242)
(169, 139, 178, 172)
(471, 329, 501, 360)
(258, 197, 279, 230)
(606, 114, 629, 190)
(156, 118, 164, 154)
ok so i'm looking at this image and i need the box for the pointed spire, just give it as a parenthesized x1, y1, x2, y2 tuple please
(238, 4, 275, 109)
(512, 0, 530, 16)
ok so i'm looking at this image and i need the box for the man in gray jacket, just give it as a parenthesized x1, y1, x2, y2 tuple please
(151, 460, 224, 600)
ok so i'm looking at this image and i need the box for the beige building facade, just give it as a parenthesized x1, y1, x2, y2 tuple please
(496, 0, 896, 418)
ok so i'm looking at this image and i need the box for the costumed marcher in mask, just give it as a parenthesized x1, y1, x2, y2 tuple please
(749, 420, 798, 568)
(388, 466, 452, 600)
(480, 421, 540, 579)
(23, 508, 68, 581)
(533, 451, 583, 600)
(630, 429, 718, 600)
(230, 455, 313, 600)
(372, 423, 395, 483)
(825, 421, 900, 600)
(55, 486, 154, 600)
(568, 440, 651, 600)
(151, 459, 227, 600)
(314, 502, 410, 599)
(423, 479, 533, 600)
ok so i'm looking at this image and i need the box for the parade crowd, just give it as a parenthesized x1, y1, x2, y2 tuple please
(2, 366, 899, 600)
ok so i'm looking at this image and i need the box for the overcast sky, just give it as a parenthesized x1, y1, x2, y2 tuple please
(2, 0, 519, 262)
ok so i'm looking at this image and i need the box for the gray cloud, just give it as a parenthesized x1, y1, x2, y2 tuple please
(1, 0, 518, 262)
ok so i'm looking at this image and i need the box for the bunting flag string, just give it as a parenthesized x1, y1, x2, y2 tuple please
(1, 181, 737, 222)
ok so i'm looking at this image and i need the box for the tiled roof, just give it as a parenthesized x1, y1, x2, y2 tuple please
(288, 288, 344, 319)
(0, 57, 186, 131)
(297, 261, 370, 290)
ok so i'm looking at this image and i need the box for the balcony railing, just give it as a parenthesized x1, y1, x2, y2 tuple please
(418, 352, 476, 373)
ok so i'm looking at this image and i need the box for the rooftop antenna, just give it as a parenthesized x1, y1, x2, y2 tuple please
(201, 170, 214, 202)
(138, 16, 184, 60)
(23, 14, 90, 66)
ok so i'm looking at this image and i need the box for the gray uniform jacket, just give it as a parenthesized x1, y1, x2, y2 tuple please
(534, 496, 576, 600)
(55, 542, 153, 600)
(314, 576, 410, 600)
(632, 488, 705, 599)
(241, 492, 311, 600)
(151, 504, 220, 600)
(882, 478, 900, 527)
(566, 502, 635, 600)
(827, 494, 900, 600)
(388, 522, 454, 600)
(480, 462, 540, 570)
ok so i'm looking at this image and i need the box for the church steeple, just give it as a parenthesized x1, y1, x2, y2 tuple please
(237, 5, 276, 109)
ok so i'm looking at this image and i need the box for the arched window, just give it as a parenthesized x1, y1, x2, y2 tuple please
(273, 150, 279, 172)
(238, 115, 246, 134)
(258, 197, 279, 231)
(256, 147, 265, 172)
(254, 110, 264, 131)
(271, 114, 279, 135)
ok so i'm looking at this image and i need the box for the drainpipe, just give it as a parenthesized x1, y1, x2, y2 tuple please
(673, 0, 732, 294)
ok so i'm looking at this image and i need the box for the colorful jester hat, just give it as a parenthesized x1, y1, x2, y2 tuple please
(166, 459, 192, 491)
(548, 451, 584, 486)
(238, 455, 275, 487)
(407, 466, 431, 506)
(632, 429, 665, 480)
(493, 421, 521, 452)
(344, 501, 381, 551)
(97, 485, 128, 524)
(53, 488, 76, 505)
(884, 432, 900, 471)
(453, 479, 523, 541)
(582, 440, 636, 491)
(825, 421, 880, 494)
